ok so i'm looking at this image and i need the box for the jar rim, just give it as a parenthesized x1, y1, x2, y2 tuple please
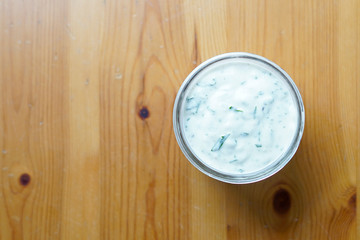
(173, 52, 305, 184)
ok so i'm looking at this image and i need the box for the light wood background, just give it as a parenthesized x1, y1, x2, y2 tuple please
(0, 0, 358, 239)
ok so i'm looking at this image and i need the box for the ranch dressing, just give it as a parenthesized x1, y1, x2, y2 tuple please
(181, 59, 299, 174)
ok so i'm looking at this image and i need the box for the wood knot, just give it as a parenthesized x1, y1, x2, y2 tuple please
(348, 193, 356, 211)
(19, 173, 31, 186)
(139, 106, 150, 120)
(226, 224, 231, 231)
(273, 188, 291, 214)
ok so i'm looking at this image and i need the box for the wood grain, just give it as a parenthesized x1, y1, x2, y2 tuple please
(0, 0, 358, 239)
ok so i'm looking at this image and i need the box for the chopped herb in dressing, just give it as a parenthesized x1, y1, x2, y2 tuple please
(185, 97, 201, 114)
(211, 134, 230, 151)
(255, 144, 262, 148)
(229, 106, 243, 112)
(207, 106, 215, 113)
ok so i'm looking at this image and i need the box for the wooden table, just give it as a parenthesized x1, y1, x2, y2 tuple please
(0, 0, 358, 239)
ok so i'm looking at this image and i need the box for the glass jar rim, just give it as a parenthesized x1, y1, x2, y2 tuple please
(173, 52, 305, 184)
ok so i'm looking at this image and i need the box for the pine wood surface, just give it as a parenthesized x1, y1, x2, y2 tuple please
(0, 0, 358, 239)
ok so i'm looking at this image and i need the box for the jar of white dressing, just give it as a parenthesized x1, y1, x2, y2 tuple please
(173, 53, 305, 184)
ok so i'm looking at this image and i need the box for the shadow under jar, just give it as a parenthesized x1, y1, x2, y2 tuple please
(173, 53, 305, 184)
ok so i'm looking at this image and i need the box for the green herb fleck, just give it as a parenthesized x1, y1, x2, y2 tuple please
(207, 106, 215, 113)
(211, 134, 230, 152)
(229, 159, 238, 163)
(209, 78, 216, 86)
(240, 132, 249, 136)
(229, 106, 243, 112)
(253, 106, 257, 119)
(255, 144, 262, 148)
(185, 97, 201, 114)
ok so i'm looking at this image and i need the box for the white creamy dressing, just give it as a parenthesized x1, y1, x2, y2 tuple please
(182, 60, 298, 174)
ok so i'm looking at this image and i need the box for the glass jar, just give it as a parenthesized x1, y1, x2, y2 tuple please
(173, 52, 305, 184)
